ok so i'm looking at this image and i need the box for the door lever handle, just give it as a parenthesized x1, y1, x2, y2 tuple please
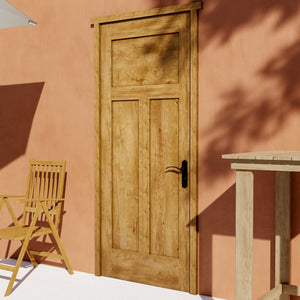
(165, 160, 188, 188)
(165, 166, 182, 172)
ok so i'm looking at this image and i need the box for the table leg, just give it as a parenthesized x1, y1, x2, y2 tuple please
(275, 171, 291, 300)
(236, 170, 254, 300)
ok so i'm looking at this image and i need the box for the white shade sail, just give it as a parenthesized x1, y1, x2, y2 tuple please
(0, 0, 37, 29)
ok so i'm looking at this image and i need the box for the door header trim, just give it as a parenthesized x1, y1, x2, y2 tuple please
(91, 2, 202, 25)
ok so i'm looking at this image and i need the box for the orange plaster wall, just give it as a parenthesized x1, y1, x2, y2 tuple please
(198, 0, 300, 299)
(0, 0, 300, 299)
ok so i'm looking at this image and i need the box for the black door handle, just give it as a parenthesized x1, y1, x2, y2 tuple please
(165, 160, 188, 188)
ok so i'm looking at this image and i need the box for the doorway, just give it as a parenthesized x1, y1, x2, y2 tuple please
(93, 2, 200, 294)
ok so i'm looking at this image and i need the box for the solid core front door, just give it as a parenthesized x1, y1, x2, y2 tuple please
(94, 4, 199, 293)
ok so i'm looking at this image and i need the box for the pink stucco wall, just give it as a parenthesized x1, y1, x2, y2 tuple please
(0, 0, 300, 299)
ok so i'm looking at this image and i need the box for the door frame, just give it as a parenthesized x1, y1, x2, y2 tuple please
(91, 2, 201, 294)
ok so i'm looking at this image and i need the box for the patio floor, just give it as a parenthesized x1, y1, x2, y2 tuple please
(0, 259, 224, 300)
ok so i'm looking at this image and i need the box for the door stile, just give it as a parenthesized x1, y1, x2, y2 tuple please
(139, 97, 150, 255)
(94, 23, 101, 276)
(100, 23, 113, 273)
(189, 8, 199, 294)
(178, 13, 190, 292)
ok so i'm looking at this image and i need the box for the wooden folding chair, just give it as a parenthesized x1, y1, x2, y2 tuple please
(0, 160, 73, 296)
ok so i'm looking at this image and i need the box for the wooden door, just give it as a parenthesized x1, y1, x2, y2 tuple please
(93, 4, 199, 293)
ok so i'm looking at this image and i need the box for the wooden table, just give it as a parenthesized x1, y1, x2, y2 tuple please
(222, 151, 300, 300)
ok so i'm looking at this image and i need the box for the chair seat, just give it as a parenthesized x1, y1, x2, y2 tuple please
(0, 226, 52, 241)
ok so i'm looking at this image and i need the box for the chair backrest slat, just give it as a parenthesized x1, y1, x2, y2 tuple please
(22, 160, 66, 228)
(43, 164, 49, 199)
(53, 166, 58, 199)
(33, 164, 40, 200)
(48, 165, 54, 200)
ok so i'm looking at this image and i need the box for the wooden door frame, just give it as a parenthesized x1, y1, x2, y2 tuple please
(92, 2, 201, 294)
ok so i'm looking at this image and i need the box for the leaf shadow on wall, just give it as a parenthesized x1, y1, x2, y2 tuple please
(0, 82, 44, 168)
(203, 39, 300, 184)
(197, 0, 300, 182)
(149, 0, 300, 298)
(198, 1, 300, 297)
(149, 0, 300, 171)
(147, 0, 300, 184)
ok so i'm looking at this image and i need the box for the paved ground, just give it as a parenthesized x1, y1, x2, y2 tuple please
(0, 259, 224, 300)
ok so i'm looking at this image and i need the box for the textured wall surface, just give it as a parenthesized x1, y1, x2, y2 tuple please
(0, 0, 300, 299)
(197, 1, 300, 299)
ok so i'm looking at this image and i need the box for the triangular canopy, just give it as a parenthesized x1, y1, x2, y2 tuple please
(0, 0, 37, 29)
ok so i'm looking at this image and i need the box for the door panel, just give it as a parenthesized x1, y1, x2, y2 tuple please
(112, 34, 179, 86)
(112, 100, 139, 252)
(99, 12, 191, 291)
(150, 99, 179, 258)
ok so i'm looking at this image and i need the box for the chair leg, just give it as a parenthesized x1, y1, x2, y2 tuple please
(5, 204, 42, 296)
(41, 203, 73, 274)
(51, 232, 73, 274)
(26, 249, 38, 268)
(5, 238, 31, 296)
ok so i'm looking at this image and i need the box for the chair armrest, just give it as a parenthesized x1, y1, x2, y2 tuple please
(0, 195, 26, 207)
(15, 198, 65, 204)
(0, 195, 26, 198)
(0, 196, 24, 226)
(15, 199, 30, 204)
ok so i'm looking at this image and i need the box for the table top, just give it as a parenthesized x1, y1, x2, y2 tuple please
(222, 151, 300, 162)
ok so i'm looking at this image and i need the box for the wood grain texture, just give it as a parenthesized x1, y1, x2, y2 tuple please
(112, 101, 139, 251)
(94, 3, 200, 293)
(275, 172, 291, 300)
(235, 170, 254, 300)
(138, 98, 150, 255)
(112, 34, 179, 87)
(94, 23, 101, 276)
(150, 99, 179, 257)
(109, 14, 182, 41)
(99, 23, 113, 276)
(111, 84, 180, 100)
(102, 13, 189, 290)
(189, 8, 199, 295)
(177, 12, 190, 292)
